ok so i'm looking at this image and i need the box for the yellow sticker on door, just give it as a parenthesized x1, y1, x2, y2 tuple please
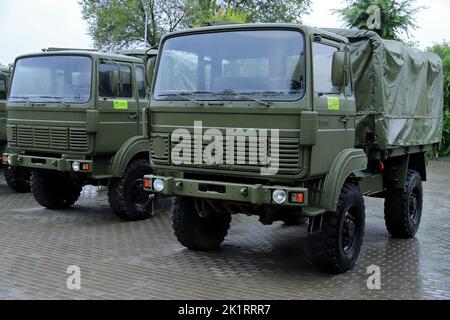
(114, 100, 128, 110)
(327, 97, 340, 111)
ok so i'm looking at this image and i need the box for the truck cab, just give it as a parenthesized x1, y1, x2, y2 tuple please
(4, 49, 159, 220)
(0, 65, 11, 154)
(143, 24, 443, 273)
(0, 65, 29, 192)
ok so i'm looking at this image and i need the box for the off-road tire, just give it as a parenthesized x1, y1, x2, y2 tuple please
(172, 197, 232, 251)
(31, 170, 82, 209)
(384, 169, 423, 239)
(4, 166, 31, 193)
(309, 182, 365, 273)
(108, 159, 154, 221)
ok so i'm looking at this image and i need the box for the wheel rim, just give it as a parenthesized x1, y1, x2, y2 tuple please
(409, 187, 420, 223)
(342, 205, 358, 254)
(130, 178, 152, 210)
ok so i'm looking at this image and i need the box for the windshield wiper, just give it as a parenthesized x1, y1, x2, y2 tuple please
(37, 96, 69, 106)
(218, 89, 271, 107)
(159, 92, 206, 106)
(9, 96, 31, 104)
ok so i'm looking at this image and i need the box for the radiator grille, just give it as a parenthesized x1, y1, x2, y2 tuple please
(168, 135, 301, 175)
(8, 125, 89, 153)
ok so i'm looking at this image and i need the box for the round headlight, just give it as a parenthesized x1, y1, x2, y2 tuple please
(72, 161, 81, 172)
(153, 179, 165, 192)
(272, 189, 287, 204)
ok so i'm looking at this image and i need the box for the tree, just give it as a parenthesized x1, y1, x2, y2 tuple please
(80, 0, 311, 49)
(192, 0, 312, 26)
(428, 41, 450, 157)
(335, 0, 424, 41)
(80, 0, 186, 49)
(428, 41, 450, 110)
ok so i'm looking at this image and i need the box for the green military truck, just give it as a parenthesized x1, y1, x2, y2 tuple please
(3, 48, 158, 221)
(0, 65, 30, 192)
(143, 24, 443, 273)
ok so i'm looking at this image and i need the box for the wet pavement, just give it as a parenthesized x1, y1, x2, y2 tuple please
(0, 161, 449, 300)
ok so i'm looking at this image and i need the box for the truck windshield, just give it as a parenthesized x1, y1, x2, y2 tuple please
(154, 30, 305, 102)
(10, 56, 92, 104)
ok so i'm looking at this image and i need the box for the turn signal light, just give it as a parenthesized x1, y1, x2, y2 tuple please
(291, 192, 304, 204)
(2, 154, 7, 164)
(143, 178, 151, 188)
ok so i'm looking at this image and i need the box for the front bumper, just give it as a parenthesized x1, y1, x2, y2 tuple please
(143, 175, 309, 207)
(2, 153, 93, 173)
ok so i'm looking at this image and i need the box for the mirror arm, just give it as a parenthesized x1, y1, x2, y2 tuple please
(343, 48, 351, 99)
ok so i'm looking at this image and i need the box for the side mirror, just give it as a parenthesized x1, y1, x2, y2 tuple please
(146, 56, 156, 88)
(332, 51, 349, 87)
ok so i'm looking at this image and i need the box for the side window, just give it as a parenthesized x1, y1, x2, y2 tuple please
(136, 66, 146, 98)
(313, 42, 338, 94)
(99, 63, 117, 98)
(0, 79, 6, 100)
(99, 63, 132, 98)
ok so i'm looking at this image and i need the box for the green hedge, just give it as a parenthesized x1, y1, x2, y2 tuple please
(441, 110, 450, 158)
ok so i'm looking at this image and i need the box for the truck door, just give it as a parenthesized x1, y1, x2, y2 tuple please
(96, 60, 139, 154)
(310, 38, 356, 176)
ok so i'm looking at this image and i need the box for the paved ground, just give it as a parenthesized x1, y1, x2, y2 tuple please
(0, 161, 449, 300)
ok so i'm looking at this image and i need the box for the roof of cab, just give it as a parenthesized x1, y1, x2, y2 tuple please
(159, 23, 348, 43)
(116, 48, 158, 57)
(14, 49, 144, 64)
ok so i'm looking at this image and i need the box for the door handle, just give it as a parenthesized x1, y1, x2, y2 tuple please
(128, 114, 138, 120)
(340, 116, 350, 123)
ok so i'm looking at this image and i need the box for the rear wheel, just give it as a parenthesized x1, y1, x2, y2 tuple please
(4, 166, 31, 193)
(172, 197, 232, 251)
(31, 170, 82, 209)
(309, 182, 365, 273)
(108, 159, 154, 221)
(384, 169, 423, 238)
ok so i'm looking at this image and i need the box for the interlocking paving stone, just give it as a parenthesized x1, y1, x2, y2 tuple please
(0, 161, 449, 300)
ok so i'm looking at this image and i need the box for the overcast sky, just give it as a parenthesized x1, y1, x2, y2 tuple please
(0, 0, 449, 65)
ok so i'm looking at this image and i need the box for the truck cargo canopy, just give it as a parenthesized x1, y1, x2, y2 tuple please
(326, 29, 443, 149)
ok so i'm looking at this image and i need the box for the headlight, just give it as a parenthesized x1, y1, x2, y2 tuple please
(153, 179, 164, 192)
(72, 161, 81, 172)
(272, 189, 287, 204)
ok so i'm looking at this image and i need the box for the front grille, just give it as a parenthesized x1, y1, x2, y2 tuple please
(8, 125, 89, 153)
(169, 136, 301, 175)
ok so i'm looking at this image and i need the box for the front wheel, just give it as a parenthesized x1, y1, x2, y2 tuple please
(31, 170, 82, 209)
(172, 197, 232, 251)
(108, 159, 154, 221)
(309, 182, 365, 273)
(4, 166, 31, 193)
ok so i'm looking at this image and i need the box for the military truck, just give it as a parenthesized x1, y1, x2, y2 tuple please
(0, 65, 31, 192)
(142, 24, 443, 273)
(3, 48, 159, 221)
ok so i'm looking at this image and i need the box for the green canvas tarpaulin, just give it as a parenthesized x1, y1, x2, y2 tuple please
(326, 29, 444, 149)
